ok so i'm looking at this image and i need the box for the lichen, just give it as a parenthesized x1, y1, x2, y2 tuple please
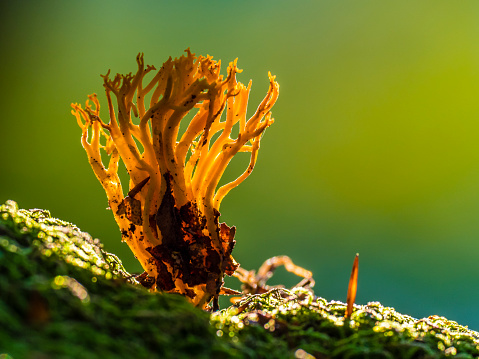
(71, 50, 279, 308)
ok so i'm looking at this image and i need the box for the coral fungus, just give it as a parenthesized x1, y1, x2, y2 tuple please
(71, 50, 279, 308)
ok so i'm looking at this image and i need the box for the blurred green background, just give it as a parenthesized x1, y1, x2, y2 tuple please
(2, 0, 479, 329)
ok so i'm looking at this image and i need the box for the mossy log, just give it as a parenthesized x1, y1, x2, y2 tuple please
(1, 200, 479, 358)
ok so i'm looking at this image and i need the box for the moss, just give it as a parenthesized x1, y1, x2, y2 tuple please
(0, 200, 237, 358)
(213, 288, 479, 358)
(1, 200, 479, 358)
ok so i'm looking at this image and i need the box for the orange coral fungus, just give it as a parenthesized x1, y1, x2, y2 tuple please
(71, 50, 279, 309)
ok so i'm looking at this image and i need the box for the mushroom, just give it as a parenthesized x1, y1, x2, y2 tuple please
(71, 50, 279, 309)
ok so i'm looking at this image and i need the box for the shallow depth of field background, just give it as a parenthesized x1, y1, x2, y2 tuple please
(2, 1, 479, 328)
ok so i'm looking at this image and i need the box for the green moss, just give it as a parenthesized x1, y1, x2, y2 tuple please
(213, 288, 479, 358)
(1, 200, 479, 358)
(0, 200, 238, 359)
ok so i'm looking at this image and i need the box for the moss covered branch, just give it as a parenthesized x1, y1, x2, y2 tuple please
(2, 201, 479, 358)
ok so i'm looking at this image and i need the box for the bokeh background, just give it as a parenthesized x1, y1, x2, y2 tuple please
(2, 0, 479, 329)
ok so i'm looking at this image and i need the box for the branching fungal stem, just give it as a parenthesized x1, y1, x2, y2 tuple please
(71, 50, 279, 309)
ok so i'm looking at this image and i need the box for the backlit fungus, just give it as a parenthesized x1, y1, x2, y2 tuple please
(71, 50, 279, 309)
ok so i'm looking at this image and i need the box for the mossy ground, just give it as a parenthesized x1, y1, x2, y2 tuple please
(1, 200, 479, 358)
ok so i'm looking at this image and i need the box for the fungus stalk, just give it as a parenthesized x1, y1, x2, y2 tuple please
(71, 50, 279, 308)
